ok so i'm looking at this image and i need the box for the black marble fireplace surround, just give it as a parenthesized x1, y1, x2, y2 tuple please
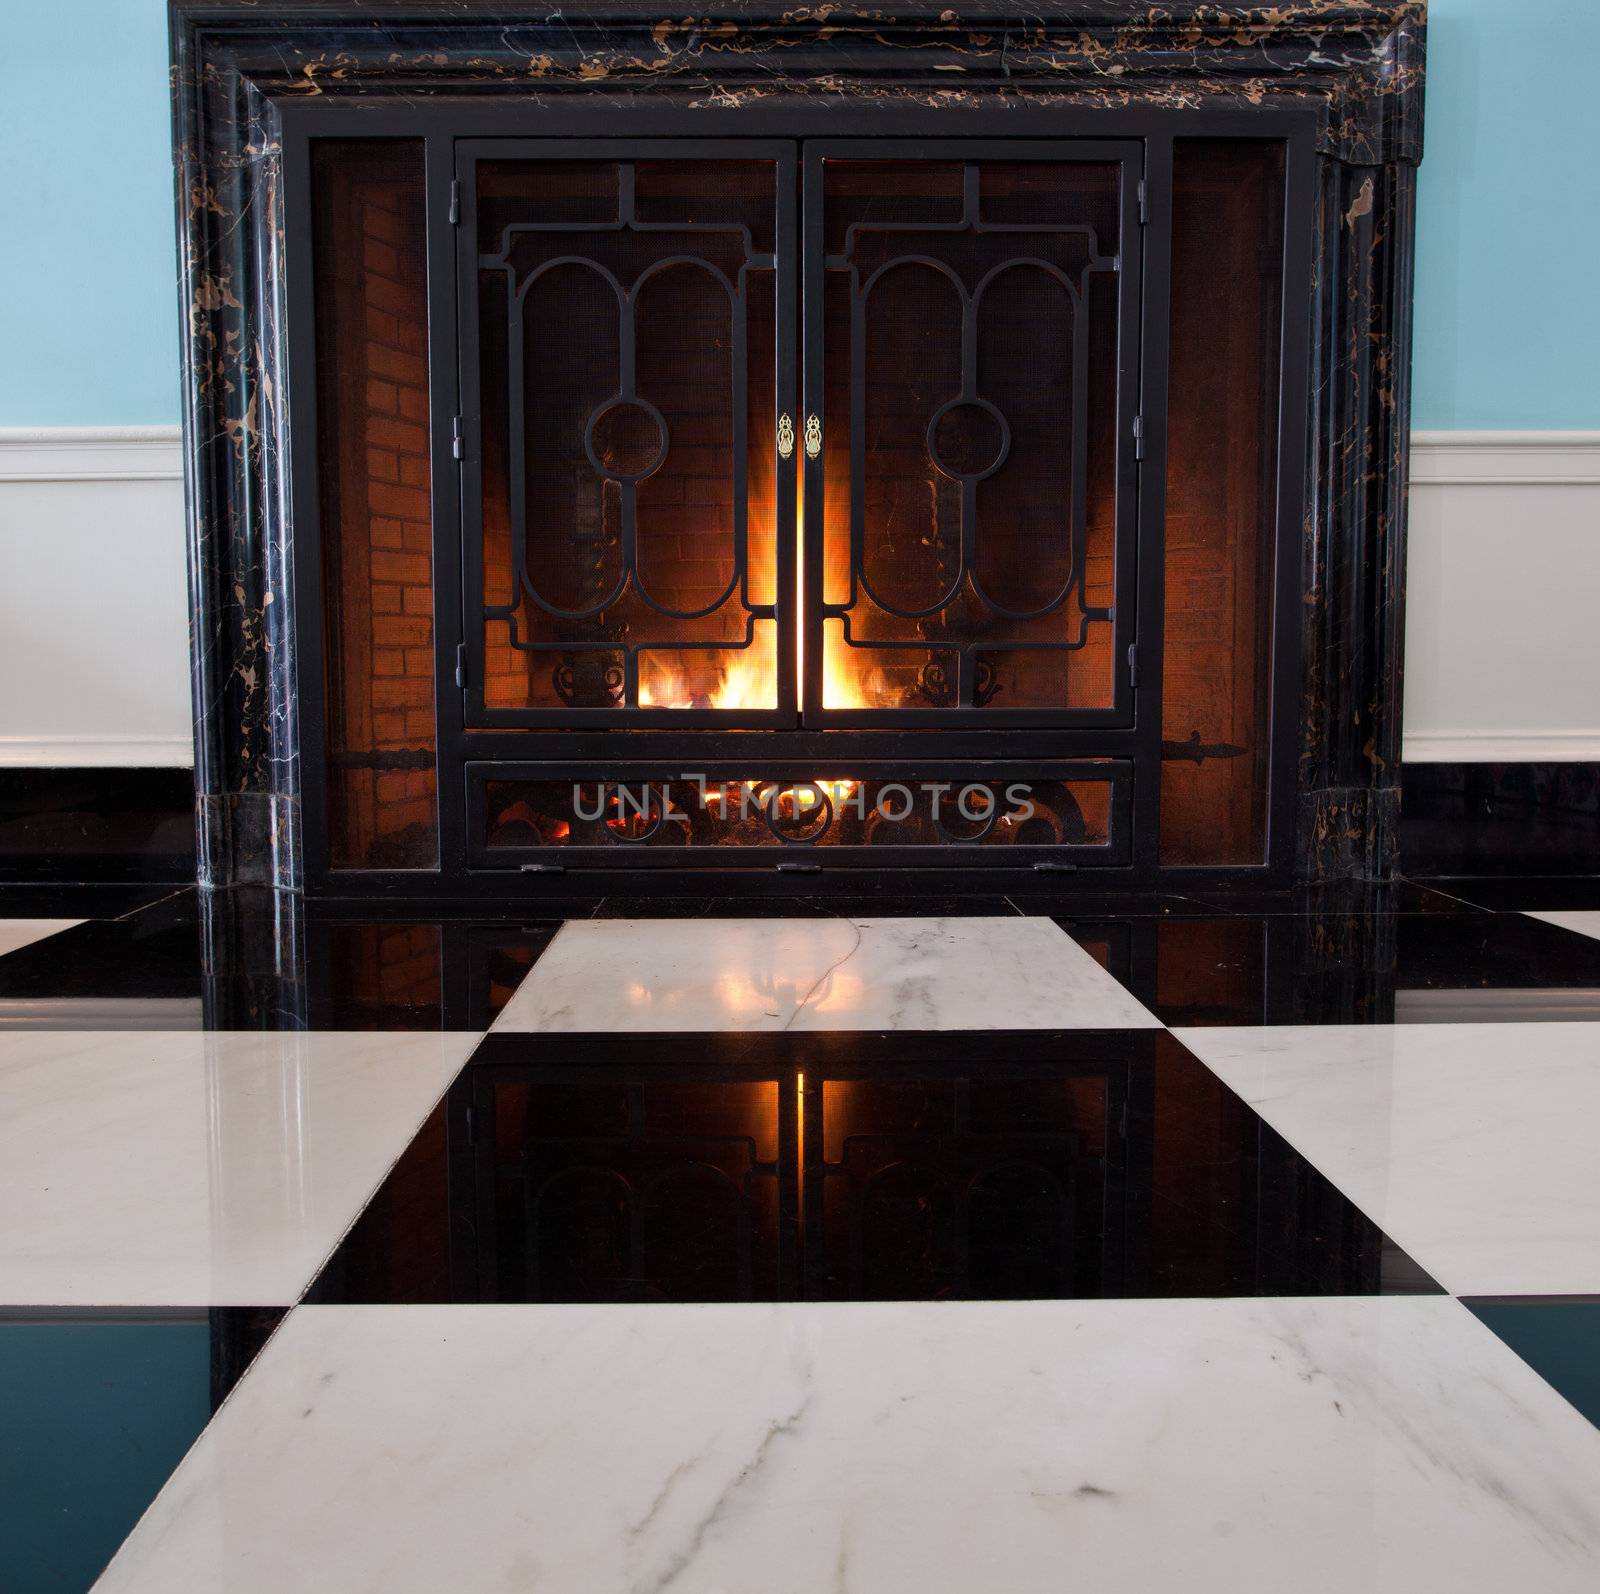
(171, 1, 1425, 898)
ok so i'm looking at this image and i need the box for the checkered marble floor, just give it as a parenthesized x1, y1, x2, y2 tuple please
(3, 882, 1599, 1591)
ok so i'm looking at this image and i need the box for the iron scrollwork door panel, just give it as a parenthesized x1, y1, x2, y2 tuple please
(801, 141, 1144, 728)
(458, 141, 798, 727)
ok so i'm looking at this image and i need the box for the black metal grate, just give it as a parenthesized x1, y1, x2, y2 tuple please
(810, 152, 1135, 723)
(468, 151, 792, 724)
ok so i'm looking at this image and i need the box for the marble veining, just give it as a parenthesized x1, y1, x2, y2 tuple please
(96, 1296, 1600, 1594)
(172, 1, 1424, 892)
(0, 1030, 477, 1306)
(1174, 1022, 1600, 1296)
(0, 918, 85, 959)
(491, 915, 1162, 1032)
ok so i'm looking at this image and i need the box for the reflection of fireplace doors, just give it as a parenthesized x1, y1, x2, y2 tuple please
(459, 139, 1141, 731)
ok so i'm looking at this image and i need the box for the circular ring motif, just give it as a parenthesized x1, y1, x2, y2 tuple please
(931, 784, 1000, 845)
(598, 782, 670, 845)
(755, 781, 834, 846)
(584, 398, 669, 482)
(927, 397, 1010, 482)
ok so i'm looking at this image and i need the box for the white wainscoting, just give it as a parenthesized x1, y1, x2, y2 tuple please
(1404, 431, 1600, 762)
(1, 426, 1596, 768)
(0, 427, 192, 767)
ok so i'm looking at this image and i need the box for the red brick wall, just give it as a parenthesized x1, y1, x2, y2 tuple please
(316, 146, 438, 868)
(1159, 143, 1282, 866)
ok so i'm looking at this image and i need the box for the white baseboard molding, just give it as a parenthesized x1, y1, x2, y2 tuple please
(0, 736, 194, 769)
(1408, 732, 1600, 761)
(0, 424, 184, 483)
(1410, 430, 1600, 485)
(1403, 731, 1600, 764)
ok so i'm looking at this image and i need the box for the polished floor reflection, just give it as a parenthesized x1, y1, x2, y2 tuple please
(312, 1030, 1433, 1306)
(2, 880, 1599, 1592)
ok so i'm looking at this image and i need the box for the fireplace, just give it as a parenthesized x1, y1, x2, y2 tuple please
(173, 3, 1425, 895)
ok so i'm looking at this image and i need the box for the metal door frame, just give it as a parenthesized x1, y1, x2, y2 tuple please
(799, 138, 1146, 732)
(455, 137, 800, 731)
(279, 99, 1314, 895)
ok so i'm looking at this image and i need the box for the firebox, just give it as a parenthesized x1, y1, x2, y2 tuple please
(174, 4, 1425, 896)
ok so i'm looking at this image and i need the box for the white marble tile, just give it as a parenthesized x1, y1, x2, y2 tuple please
(492, 915, 1160, 1032)
(1528, 909, 1600, 944)
(96, 1297, 1600, 1594)
(1174, 1022, 1600, 1296)
(0, 918, 84, 959)
(0, 1030, 478, 1307)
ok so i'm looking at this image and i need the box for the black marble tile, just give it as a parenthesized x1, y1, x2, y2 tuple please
(1059, 904, 1600, 1026)
(0, 888, 571, 1032)
(1390, 910, 1600, 1022)
(1164, 879, 1488, 917)
(309, 1030, 1438, 1306)
(302, 919, 562, 1031)
(0, 892, 205, 1029)
(1401, 762, 1600, 878)
(0, 883, 191, 921)
(1463, 1298, 1600, 1429)
(0, 768, 194, 884)
(1414, 876, 1600, 913)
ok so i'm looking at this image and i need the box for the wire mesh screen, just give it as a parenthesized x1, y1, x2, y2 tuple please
(816, 159, 1125, 717)
(473, 157, 784, 719)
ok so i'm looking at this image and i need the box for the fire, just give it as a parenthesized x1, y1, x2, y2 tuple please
(637, 627, 887, 712)
(637, 457, 890, 712)
(638, 637, 777, 711)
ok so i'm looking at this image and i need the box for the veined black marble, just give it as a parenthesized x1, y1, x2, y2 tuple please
(170, 0, 1426, 891)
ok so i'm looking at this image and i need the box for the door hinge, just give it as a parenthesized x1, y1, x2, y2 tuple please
(454, 642, 468, 690)
(1131, 413, 1145, 461)
(1127, 642, 1140, 689)
(448, 178, 462, 225)
(1137, 178, 1149, 226)
(451, 414, 466, 461)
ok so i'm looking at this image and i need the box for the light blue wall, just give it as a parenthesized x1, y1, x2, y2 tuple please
(0, 0, 1596, 428)
(1412, 0, 1600, 428)
(0, 2, 181, 426)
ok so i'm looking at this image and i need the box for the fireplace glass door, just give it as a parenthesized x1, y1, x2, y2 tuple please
(459, 138, 1141, 731)
(459, 141, 797, 728)
(803, 142, 1143, 727)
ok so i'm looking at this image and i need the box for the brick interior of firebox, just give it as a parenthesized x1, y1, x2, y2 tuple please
(315, 141, 440, 869)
